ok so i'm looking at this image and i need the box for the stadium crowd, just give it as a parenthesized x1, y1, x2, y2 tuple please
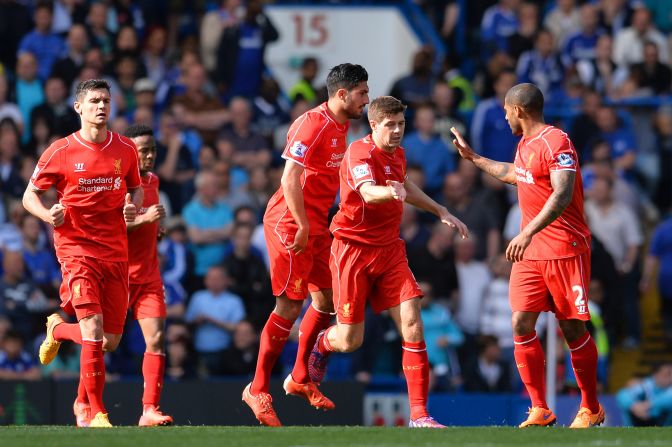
(0, 0, 671, 408)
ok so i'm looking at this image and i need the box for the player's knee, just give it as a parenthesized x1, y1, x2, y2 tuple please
(145, 330, 165, 353)
(102, 336, 121, 352)
(511, 314, 535, 336)
(341, 332, 363, 352)
(559, 320, 586, 343)
(274, 297, 302, 321)
(402, 314, 424, 341)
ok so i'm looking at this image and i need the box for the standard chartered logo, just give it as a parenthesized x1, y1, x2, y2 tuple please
(77, 176, 122, 192)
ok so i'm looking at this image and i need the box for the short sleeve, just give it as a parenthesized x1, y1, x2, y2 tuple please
(344, 142, 375, 190)
(543, 131, 578, 172)
(31, 140, 66, 190)
(282, 112, 325, 167)
(124, 138, 142, 189)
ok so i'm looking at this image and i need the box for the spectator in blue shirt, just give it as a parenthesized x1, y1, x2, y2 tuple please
(183, 170, 234, 279)
(641, 215, 672, 340)
(17, 3, 65, 81)
(481, 0, 520, 59)
(516, 29, 565, 100)
(561, 3, 603, 69)
(595, 106, 637, 177)
(389, 48, 436, 114)
(419, 281, 464, 391)
(185, 265, 246, 376)
(617, 363, 672, 426)
(0, 329, 40, 380)
(470, 70, 519, 162)
(20, 214, 59, 295)
(403, 103, 456, 199)
(15, 52, 44, 144)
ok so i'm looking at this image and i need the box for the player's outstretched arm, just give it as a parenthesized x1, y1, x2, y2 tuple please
(22, 185, 65, 227)
(450, 127, 517, 185)
(506, 170, 574, 262)
(359, 180, 406, 204)
(404, 179, 469, 239)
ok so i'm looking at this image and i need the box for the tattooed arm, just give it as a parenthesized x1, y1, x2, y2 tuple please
(505, 170, 575, 262)
(450, 127, 517, 185)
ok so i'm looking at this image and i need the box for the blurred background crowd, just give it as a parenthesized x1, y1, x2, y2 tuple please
(0, 0, 671, 419)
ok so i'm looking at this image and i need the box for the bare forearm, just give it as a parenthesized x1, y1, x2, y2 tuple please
(641, 256, 659, 284)
(282, 176, 309, 229)
(188, 225, 231, 244)
(405, 180, 442, 216)
(624, 246, 639, 267)
(486, 229, 501, 260)
(361, 184, 395, 204)
(472, 155, 517, 185)
(130, 187, 144, 209)
(127, 213, 150, 232)
(521, 190, 570, 237)
(22, 188, 50, 223)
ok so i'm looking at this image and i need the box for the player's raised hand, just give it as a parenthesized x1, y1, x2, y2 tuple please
(450, 127, 476, 161)
(288, 225, 309, 255)
(386, 180, 406, 202)
(506, 231, 532, 262)
(438, 207, 468, 239)
(146, 204, 166, 223)
(123, 193, 137, 222)
(49, 202, 66, 227)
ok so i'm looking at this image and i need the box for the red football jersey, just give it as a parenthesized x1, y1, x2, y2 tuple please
(331, 135, 405, 246)
(30, 131, 142, 261)
(513, 125, 591, 260)
(264, 103, 349, 236)
(128, 172, 162, 284)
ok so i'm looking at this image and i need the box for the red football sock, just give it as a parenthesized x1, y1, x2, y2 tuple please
(81, 339, 106, 415)
(514, 331, 547, 409)
(568, 331, 600, 413)
(250, 312, 293, 395)
(77, 375, 89, 404)
(317, 326, 335, 355)
(402, 340, 429, 420)
(54, 323, 83, 344)
(142, 352, 166, 407)
(291, 304, 332, 383)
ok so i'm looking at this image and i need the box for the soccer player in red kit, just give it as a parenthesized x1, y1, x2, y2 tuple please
(242, 63, 369, 426)
(451, 83, 605, 428)
(24, 79, 143, 428)
(309, 96, 468, 428)
(123, 123, 173, 426)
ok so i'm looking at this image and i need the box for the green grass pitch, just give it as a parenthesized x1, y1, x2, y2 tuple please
(1, 426, 671, 447)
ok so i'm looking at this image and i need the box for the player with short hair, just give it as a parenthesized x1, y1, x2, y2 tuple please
(309, 96, 468, 428)
(24, 79, 143, 428)
(123, 123, 173, 426)
(243, 63, 370, 426)
(451, 83, 604, 428)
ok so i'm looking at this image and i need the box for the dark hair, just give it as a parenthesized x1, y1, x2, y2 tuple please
(234, 205, 258, 222)
(478, 335, 500, 353)
(4, 329, 23, 342)
(35, 1, 53, 13)
(302, 56, 318, 69)
(505, 83, 544, 116)
(75, 79, 111, 102)
(124, 123, 154, 139)
(326, 63, 368, 97)
(368, 96, 407, 123)
(651, 362, 672, 375)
